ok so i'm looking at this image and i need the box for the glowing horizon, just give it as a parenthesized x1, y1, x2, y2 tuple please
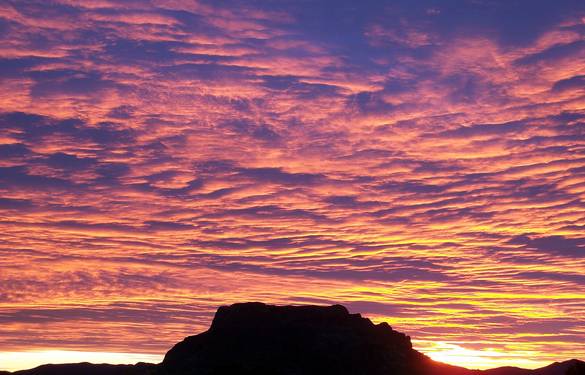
(0, 0, 584, 372)
(0, 336, 567, 372)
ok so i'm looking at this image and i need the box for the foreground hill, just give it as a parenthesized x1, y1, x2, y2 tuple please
(4, 303, 584, 375)
(481, 360, 585, 375)
(9, 363, 156, 375)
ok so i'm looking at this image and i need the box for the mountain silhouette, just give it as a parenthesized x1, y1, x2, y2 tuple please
(6, 363, 156, 375)
(3, 303, 584, 375)
(482, 360, 585, 375)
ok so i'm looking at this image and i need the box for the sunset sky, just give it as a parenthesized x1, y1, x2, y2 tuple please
(1, 0, 584, 372)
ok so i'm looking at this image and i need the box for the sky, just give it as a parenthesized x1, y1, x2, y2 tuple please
(0, 0, 584, 371)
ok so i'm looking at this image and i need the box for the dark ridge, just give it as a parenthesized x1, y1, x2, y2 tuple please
(482, 366, 533, 375)
(2, 303, 584, 375)
(532, 360, 585, 375)
(10, 363, 156, 375)
(163, 302, 426, 375)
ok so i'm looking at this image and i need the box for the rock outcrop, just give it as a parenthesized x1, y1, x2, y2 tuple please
(162, 302, 430, 375)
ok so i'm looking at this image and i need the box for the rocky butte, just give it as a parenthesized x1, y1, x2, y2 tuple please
(3, 303, 584, 375)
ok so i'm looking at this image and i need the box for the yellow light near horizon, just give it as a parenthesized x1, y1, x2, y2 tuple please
(0, 351, 164, 372)
(424, 342, 547, 370)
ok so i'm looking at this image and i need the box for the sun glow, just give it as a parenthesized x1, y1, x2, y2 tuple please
(423, 342, 547, 370)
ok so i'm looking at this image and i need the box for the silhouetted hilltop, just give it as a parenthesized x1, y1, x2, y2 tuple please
(483, 360, 585, 375)
(163, 302, 431, 374)
(3, 303, 584, 375)
(482, 366, 533, 375)
(531, 360, 585, 375)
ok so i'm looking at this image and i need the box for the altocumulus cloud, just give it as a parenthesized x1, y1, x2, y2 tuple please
(0, 0, 584, 369)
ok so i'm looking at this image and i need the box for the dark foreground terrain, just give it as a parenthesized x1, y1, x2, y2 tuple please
(3, 303, 584, 375)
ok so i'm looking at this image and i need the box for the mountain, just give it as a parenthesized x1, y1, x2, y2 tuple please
(3, 302, 583, 375)
(483, 360, 585, 375)
(163, 302, 432, 375)
(9, 363, 156, 375)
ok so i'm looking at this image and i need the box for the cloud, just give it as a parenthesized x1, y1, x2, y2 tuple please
(552, 75, 585, 92)
(0, 57, 54, 78)
(509, 235, 585, 257)
(44, 152, 96, 170)
(0, 166, 77, 190)
(29, 70, 120, 98)
(0, 198, 33, 210)
(205, 204, 333, 223)
(515, 40, 585, 66)
(0, 143, 30, 158)
(237, 167, 325, 186)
